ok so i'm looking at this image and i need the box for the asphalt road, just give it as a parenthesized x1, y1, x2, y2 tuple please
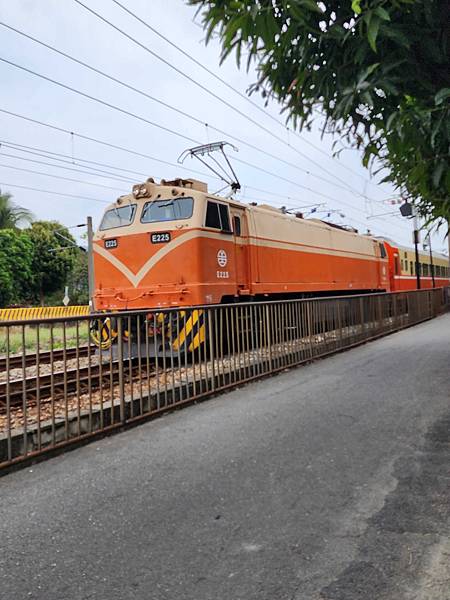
(1, 315, 450, 600)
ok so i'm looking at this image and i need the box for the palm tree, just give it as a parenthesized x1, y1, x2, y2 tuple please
(0, 190, 33, 229)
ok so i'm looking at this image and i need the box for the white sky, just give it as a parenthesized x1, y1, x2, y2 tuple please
(0, 0, 447, 254)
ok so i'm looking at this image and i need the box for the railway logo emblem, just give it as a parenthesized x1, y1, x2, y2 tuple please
(217, 249, 227, 268)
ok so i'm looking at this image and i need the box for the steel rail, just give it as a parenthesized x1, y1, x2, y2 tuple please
(0, 346, 92, 371)
(0, 360, 129, 408)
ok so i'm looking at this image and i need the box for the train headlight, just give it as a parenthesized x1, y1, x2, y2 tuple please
(132, 184, 150, 198)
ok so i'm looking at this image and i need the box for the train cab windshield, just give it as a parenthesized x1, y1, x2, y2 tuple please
(141, 197, 194, 223)
(100, 204, 136, 230)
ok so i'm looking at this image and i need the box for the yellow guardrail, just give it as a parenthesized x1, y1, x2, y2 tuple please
(0, 305, 90, 322)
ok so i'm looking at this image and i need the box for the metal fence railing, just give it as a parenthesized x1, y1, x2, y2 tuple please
(0, 287, 447, 470)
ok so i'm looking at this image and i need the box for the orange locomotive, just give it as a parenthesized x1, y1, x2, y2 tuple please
(92, 177, 449, 351)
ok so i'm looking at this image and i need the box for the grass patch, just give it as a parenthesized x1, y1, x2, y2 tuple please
(0, 323, 91, 355)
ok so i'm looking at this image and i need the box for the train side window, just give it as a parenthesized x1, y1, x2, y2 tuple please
(218, 203, 231, 232)
(379, 243, 387, 258)
(205, 200, 231, 232)
(233, 216, 241, 236)
(410, 261, 413, 275)
(205, 201, 221, 229)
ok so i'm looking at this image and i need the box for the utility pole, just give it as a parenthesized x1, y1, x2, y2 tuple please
(413, 211, 421, 289)
(427, 234, 435, 289)
(400, 201, 421, 289)
(87, 216, 95, 311)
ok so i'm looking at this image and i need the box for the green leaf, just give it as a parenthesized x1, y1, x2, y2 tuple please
(367, 16, 381, 52)
(435, 88, 450, 106)
(374, 7, 390, 21)
(366, 62, 380, 76)
(298, 0, 322, 13)
(352, 0, 362, 15)
(432, 161, 445, 189)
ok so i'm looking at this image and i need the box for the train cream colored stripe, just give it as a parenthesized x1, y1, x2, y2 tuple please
(95, 230, 383, 289)
(394, 275, 448, 280)
(247, 236, 380, 261)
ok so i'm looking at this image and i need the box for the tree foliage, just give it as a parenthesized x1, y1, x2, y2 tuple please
(189, 0, 450, 221)
(0, 199, 88, 308)
(0, 190, 33, 229)
(0, 229, 34, 306)
(23, 221, 77, 305)
(67, 250, 89, 305)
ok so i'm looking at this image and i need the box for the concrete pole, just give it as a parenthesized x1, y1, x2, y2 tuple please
(413, 211, 421, 289)
(87, 216, 95, 312)
(428, 233, 435, 288)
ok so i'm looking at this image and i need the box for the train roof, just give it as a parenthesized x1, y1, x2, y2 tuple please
(375, 236, 448, 261)
(105, 178, 450, 258)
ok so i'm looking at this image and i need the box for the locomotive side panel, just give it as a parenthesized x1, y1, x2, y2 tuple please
(249, 208, 386, 295)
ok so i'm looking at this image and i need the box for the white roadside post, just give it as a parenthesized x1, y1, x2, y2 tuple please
(63, 286, 70, 306)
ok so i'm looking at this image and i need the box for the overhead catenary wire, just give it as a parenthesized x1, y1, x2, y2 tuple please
(0, 181, 110, 203)
(1, 134, 377, 215)
(0, 56, 199, 147)
(0, 145, 138, 184)
(0, 138, 338, 212)
(0, 22, 376, 198)
(0, 108, 409, 234)
(109, 0, 378, 186)
(0, 59, 408, 232)
(0, 161, 129, 192)
(0, 120, 217, 182)
(72, 0, 377, 199)
(0, 138, 383, 236)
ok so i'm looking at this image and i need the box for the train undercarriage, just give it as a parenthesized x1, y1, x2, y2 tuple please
(89, 289, 400, 361)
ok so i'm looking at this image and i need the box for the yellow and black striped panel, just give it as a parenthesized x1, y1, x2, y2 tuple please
(0, 305, 90, 322)
(172, 309, 206, 352)
(89, 316, 118, 349)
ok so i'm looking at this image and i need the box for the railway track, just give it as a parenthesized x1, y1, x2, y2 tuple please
(1, 362, 116, 408)
(0, 358, 149, 409)
(0, 346, 92, 371)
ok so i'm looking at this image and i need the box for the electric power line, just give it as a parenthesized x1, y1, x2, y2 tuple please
(0, 22, 377, 199)
(0, 145, 137, 183)
(0, 56, 199, 146)
(72, 0, 378, 199)
(0, 181, 110, 203)
(0, 58, 406, 230)
(0, 108, 409, 234)
(109, 0, 378, 185)
(0, 161, 129, 192)
(0, 108, 216, 181)
(0, 140, 219, 187)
